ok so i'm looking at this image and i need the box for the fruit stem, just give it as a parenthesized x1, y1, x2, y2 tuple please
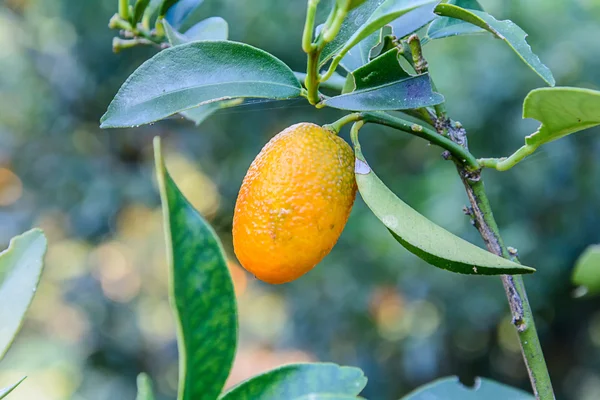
(361, 112, 480, 170)
(324, 113, 362, 134)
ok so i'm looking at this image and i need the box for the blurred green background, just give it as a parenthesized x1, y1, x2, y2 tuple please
(1, 0, 599, 399)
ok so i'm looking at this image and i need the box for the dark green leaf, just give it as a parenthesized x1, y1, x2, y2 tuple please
(135, 373, 155, 400)
(333, 0, 437, 64)
(324, 72, 443, 111)
(133, 0, 152, 24)
(101, 41, 301, 128)
(523, 87, 600, 147)
(159, 0, 179, 18)
(426, 0, 485, 40)
(0, 377, 26, 399)
(401, 376, 534, 399)
(320, 0, 385, 66)
(433, 4, 555, 85)
(180, 99, 243, 126)
(219, 363, 367, 400)
(351, 138, 535, 275)
(166, 0, 204, 28)
(0, 229, 47, 360)
(352, 48, 410, 89)
(154, 138, 237, 400)
(572, 245, 600, 296)
(164, 18, 228, 46)
(388, 1, 438, 39)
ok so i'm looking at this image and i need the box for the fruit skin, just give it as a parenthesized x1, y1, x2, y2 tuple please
(233, 122, 357, 284)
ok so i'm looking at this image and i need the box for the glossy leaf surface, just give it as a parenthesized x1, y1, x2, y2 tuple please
(0, 229, 47, 360)
(155, 138, 237, 400)
(352, 138, 535, 275)
(220, 363, 367, 400)
(523, 87, 600, 147)
(572, 245, 600, 296)
(434, 4, 555, 85)
(401, 376, 534, 399)
(101, 41, 301, 128)
(426, 0, 485, 39)
(388, 1, 438, 39)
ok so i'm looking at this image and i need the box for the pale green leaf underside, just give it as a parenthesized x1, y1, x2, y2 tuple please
(101, 41, 301, 128)
(426, 0, 485, 39)
(434, 4, 555, 86)
(295, 395, 365, 400)
(337, 0, 437, 61)
(401, 376, 534, 399)
(219, 363, 367, 400)
(135, 373, 156, 400)
(180, 99, 244, 126)
(0, 229, 47, 361)
(164, 17, 229, 46)
(0, 377, 26, 399)
(523, 87, 600, 147)
(353, 143, 534, 275)
(155, 138, 238, 400)
(571, 244, 600, 296)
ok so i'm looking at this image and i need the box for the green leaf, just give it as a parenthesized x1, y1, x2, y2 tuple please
(101, 41, 301, 128)
(433, 4, 555, 86)
(0, 229, 47, 360)
(351, 138, 535, 275)
(166, 0, 204, 28)
(401, 376, 534, 399)
(387, 1, 438, 39)
(571, 245, 600, 296)
(323, 54, 443, 111)
(159, 0, 179, 18)
(0, 377, 26, 399)
(154, 138, 237, 400)
(180, 99, 243, 126)
(164, 18, 228, 46)
(426, 0, 485, 40)
(133, 0, 152, 24)
(522, 87, 600, 147)
(219, 363, 367, 400)
(334, 0, 437, 64)
(135, 373, 155, 400)
(320, 0, 385, 66)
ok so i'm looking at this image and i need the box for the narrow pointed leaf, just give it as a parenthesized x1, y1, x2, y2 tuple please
(219, 363, 367, 400)
(523, 87, 600, 147)
(0, 229, 47, 360)
(571, 245, 600, 296)
(426, 0, 485, 39)
(324, 73, 443, 111)
(101, 41, 301, 128)
(166, 0, 204, 28)
(433, 4, 555, 85)
(320, 0, 385, 66)
(0, 377, 26, 399)
(352, 139, 535, 275)
(338, 0, 370, 11)
(154, 138, 237, 400)
(401, 376, 534, 399)
(135, 373, 156, 400)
